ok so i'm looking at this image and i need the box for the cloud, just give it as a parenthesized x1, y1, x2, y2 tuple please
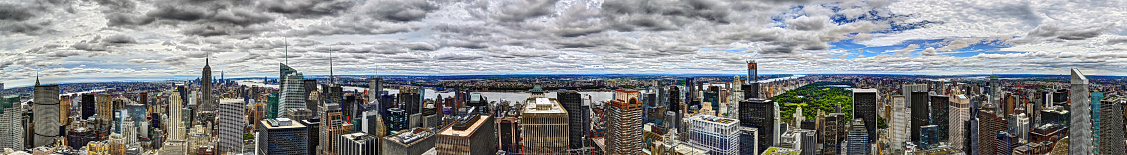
(920, 47, 937, 56)
(259, 0, 356, 18)
(937, 39, 973, 51)
(0, 4, 36, 21)
(898, 44, 919, 54)
(103, 34, 136, 44)
(1010, 23, 1114, 43)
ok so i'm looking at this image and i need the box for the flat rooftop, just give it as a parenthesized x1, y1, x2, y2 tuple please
(523, 98, 566, 114)
(438, 115, 489, 137)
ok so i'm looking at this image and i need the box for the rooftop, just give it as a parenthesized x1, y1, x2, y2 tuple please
(262, 118, 305, 129)
(693, 115, 737, 125)
(524, 98, 566, 114)
(438, 114, 490, 137)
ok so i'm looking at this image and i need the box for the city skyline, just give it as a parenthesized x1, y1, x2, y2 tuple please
(4, 0, 1127, 86)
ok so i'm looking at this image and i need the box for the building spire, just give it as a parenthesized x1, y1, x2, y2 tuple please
(329, 44, 334, 84)
(284, 37, 289, 65)
(205, 49, 210, 67)
(35, 69, 40, 86)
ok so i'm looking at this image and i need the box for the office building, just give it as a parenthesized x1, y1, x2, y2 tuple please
(382, 128, 435, 155)
(436, 114, 496, 155)
(821, 112, 847, 155)
(1, 95, 24, 150)
(321, 103, 347, 155)
(1070, 69, 1094, 155)
(216, 99, 246, 153)
(846, 119, 869, 155)
(1099, 95, 1126, 155)
(304, 79, 319, 113)
(979, 110, 1007, 155)
(168, 88, 187, 140)
(851, 88, 878, 142)
(388, 107, 407, 132)
(81, 94, 95, 119)
(96, 94, 114, 132)
(521, 97, 569, 153)
(738, 127, 759, 155)
(686, 115, 739, 155)
(558, 90, 586, 149)
(279, 73, 305, 118)
(739, 98, 778, 154)
(340, 132, 380, 155)
(399, 87, 421, 115)
(605, 89, 643, 155)
(200, 56, 215, 113)
(903, 84, 928, 143)
(360, 110, 387, 137)
(257, 118, 308, 155)
(889, 95, 908, 151)
(930, 95, 949, 143)
(298, 119, 320, 155)
(1091, 92, 1104, 152)
(949, 95, 970, 151)
(33, 78, 60, 147)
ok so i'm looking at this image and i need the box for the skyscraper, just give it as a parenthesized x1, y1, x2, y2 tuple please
(321, 103, 347, 155)
(558, 90, 586, 149)
(739, 98, 778, 154)
(1, 95, 24, 150)
(436, 114, 496, 155)
(851, 88, 878, 142)
(889, 95, 908, 151)
(686, 115, 739, 155)
(33, 77, 60, 147)
(280, 73, 305, 118)
(949, 94, 970, 151)
(521, 97, 569, 153)
(930, 94, 950, 144)
(168, 88, 187, 140)
(216, 99, 246, 153)
(339, 132, 380, 155)
(903, 84, 928, 143)
(257, 118, 308, 155)
(1098, 95, 1126, 155)
(1070, 68, 1094, 155)
(606, 89, 643, 154)
(846, 119, 869, 155)
(200, 55, 215, 113)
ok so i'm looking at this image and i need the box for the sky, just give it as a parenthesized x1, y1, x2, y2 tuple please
(2, 0, 1127, 88)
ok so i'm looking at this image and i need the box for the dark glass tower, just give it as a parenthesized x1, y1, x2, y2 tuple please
(739, 98, 777, 154)
(852, 89, 878, 142)
(558, 90, 585, 149)
(930, 95, 950, 144)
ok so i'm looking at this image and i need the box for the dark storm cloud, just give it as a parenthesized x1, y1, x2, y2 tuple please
(259, 0, 356, 18)
(490, 0, 558, 22)
(103, 34, 137, 44)
(601, 0, 736, 31)
(358, 0, 438, 22)
(0, 4, 35, 21)
(101, 0, 277, 37)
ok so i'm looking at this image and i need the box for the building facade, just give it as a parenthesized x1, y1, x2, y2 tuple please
(257, 118, 308, 155)
(436, 114, 496, 155)
(558, 90, 587, 149)
(686, 115, 739, 155)
(1099, 95, 1126, 155)
(605, 89, 643, 154)
(339, 132, 380, 155)
(1070, 69, 1094, 155)
(216, 99, 246, 153)
(1, 96, 24, 150)
(521, 97, 569, 153)
(381, 128, 435, 155)
(279, 73, 305, 118)
(851, 88, 878, 142)
(33, 81, 60, 147)
(740, 98, 778, 154)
